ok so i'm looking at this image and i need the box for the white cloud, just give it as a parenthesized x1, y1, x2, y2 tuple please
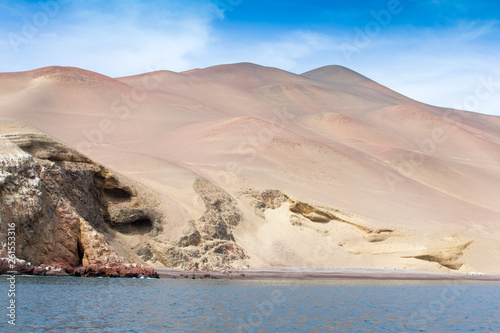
(1, 0, 221, 76)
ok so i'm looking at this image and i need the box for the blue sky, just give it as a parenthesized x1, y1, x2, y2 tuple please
(1, 0, 499, 115)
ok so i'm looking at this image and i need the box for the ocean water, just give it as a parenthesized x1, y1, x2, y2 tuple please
(0, 276, 499, 332)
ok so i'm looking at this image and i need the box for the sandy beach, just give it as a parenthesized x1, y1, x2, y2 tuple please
(157, 267, 500, 281)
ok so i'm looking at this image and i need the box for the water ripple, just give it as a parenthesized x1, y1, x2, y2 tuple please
(0, 277, 498, 332)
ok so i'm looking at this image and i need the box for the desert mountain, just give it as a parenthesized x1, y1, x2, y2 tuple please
(1, 63, 499, 273)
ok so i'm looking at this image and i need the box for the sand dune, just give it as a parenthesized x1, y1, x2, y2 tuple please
(1, 63, 499, 274)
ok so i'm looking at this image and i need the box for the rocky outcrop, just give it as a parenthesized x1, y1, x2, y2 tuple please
(0, 258, 68, 276)
(244, 189, 287, 218)
(0, 122, 161, 276)
(140, 177, 249, 270)
(194, 178, 243, 236)
(0, 258, 159, 278)
(73, 263, 159, 278)
(402, 240, 474, 270)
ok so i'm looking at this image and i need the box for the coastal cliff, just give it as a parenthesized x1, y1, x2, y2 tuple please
(0, 120, 248, 275)
(0, 120, 163, 276)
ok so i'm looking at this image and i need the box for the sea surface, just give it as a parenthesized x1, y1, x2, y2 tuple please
(0, 276, 499, 332)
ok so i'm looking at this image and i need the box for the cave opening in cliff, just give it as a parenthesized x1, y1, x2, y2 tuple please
(115, 218, 154, 235)
(77, 240, 84, 265)
(104, 188, 131, 201)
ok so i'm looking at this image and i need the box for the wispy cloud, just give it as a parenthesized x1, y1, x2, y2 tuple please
(0, 0, 221, 75)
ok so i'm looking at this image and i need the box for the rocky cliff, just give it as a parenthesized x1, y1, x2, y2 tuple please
(0, 121, 162, 276)
(0, 119, 248, 274)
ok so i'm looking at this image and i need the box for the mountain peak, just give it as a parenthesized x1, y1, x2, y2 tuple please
(301, 65, 371, 84)
(28, 66, 119, 86)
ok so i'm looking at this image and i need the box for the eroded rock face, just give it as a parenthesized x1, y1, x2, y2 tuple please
(0, 126, 161, 275)
(403, 240, 474, 270)
(141, 178, 249, 270)
(244, 189, 287, 218)
(194, 178, 243, 235)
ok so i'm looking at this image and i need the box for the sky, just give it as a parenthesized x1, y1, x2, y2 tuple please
(0, 0, 499, 115)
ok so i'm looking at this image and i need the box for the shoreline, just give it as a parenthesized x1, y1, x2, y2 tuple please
(156, 267, 500, 281)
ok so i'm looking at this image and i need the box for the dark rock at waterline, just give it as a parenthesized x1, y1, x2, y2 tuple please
(73, 263, 159, 278)
(0, 258, 35, 275)
(0, 258, 159, 278)
(0, 258, 68, 276)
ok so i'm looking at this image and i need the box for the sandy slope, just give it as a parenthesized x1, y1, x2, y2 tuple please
(1, 63, 499, 274)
